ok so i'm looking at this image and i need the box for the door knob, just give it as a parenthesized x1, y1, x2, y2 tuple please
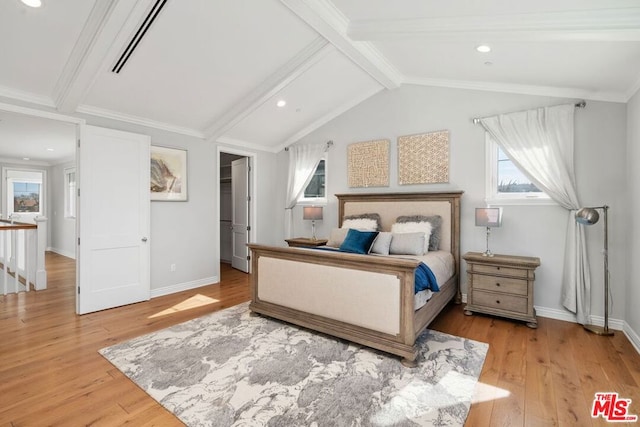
(141, 237, 148, 242)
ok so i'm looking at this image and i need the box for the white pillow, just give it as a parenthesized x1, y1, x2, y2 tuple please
(342, 218, 378, 231)
(391, 221, 433, 254)
(371, 232, 392, 255)
(327, 228, 349, 248)
(389, 232, 426, 256)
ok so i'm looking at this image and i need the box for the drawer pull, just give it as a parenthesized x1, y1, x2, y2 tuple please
(496, 300, 501, 304)
(496, 282, 500, 287)
(497, 266, 501, 270)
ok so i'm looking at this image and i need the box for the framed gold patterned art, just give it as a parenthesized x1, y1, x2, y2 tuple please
(398, 130, 449, 185)
(347, 139, 389, 188)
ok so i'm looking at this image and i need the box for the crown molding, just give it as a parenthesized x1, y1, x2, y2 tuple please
(348, 8, 640, 41)
(403, 76, 628, 103)
(626, 74, 640, 102)
(54, 1, 157, 113)
(280, 0, 402, 89)
(76, 105, 205, 138)
(204, 37, 332, 140)
(215, 136, 277, 153)
(274, 84, 384, 152)
(0, 85, 55, 108)
(0, 157, 52, 167)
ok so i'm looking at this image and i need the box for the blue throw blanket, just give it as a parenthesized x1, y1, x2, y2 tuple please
(311, 247, 439, 294)
(415, 262, 439, 293)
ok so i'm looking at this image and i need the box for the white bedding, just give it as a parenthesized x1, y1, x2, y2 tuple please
(383, 251, 455, 310)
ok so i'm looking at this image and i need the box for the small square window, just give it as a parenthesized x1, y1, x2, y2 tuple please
(299, 159, 326, 204)
(485, 136, 553, 205)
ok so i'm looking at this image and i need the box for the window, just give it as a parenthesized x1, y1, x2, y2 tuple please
(12, 182, 41, 213)
(6, 169, 45, 216)
(299, 158, 326, 204)
(486, 137, 552, 205)
(64, 167, 76, 218)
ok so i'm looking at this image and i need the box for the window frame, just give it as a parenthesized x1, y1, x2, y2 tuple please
(64, 167, 77, 219)
(485, 135, 555, 206)
(298, 157, 327, 205)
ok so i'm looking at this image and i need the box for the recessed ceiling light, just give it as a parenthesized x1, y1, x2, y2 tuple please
(46, 148, 54, 151)
(23, 157, 30, 161)
(21, 0, 42, 7)
(276, 100, 286, 108)
(476, 45, 491, 53)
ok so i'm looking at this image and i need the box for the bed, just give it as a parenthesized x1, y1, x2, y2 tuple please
(248, 191, 462, 366)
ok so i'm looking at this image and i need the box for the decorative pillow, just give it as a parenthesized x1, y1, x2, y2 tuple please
(326, 228, 350, 248)
(370, 232, 392, 255)
(339, 229, 379, 254)
(396, 215, 443, 251)
(391, 221, 433, 254)
(389, 232, 426, 256)
(343, 213, 382, 231)
(341, 218, 378, 231)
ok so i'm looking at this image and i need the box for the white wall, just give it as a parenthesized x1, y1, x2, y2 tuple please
(285, 84, 628, 324)
(627, 89, 640, 337)
(78, 115, 281, 294)
(49, 161, 76, 258)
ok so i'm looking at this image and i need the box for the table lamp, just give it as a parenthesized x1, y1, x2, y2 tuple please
(303, 206, 323, 240)
(475, 207, 503, 257)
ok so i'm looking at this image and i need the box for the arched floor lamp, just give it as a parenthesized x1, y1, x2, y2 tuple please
(575, 205, 614, 336)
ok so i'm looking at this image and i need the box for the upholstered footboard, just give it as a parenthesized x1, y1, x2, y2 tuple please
(248, 244, 451, 365)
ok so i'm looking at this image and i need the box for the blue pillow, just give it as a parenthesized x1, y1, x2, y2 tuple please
(339, 229, 379, 254)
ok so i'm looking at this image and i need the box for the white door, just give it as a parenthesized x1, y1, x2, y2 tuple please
(77, 125, 150, 314)
(231, 157, 250, 272)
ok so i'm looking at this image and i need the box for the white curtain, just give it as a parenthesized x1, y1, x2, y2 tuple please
(479, 103, 591, 324)
(285, 143, 326, 238)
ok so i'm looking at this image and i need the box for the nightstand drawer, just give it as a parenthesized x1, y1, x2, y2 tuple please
(473, 264, 529, 279)
(473, 275, 528, 296)
(473, 291, 528, 314)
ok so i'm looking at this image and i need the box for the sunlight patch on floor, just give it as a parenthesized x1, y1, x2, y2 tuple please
(148, 294, 220, 318)
(370, 371, 510, 425)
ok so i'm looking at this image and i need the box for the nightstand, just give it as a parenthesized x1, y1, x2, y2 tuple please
(285, 237, 328, 248)
(463, 252, 540, 328)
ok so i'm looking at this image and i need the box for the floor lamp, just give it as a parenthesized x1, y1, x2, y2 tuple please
(575, 205, 614, 336)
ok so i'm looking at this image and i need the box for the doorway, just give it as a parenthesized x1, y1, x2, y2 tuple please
(218, 148, 255, 277)
(0, 105, 79, 300)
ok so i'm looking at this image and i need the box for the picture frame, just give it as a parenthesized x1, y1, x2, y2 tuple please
(150, 145, 188, 201)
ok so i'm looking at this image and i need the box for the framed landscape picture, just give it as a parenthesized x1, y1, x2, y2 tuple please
(150, 146, 188, 201)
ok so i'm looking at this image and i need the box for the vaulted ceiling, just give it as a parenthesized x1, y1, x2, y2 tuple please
(1, 0, 639, 160)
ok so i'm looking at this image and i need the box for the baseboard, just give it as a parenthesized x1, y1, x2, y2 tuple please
(48, 247, 76, 260)
(462, 293, 625, 331)
(623, 323, 640, 355)
(151, 276, 219, 298)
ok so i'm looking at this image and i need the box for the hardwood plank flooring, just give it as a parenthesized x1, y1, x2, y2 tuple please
(1, 253, 639, 426)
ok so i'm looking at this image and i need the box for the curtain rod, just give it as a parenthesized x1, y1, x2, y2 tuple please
(472, 101, 586, 125)
(285, 140, 334, 152)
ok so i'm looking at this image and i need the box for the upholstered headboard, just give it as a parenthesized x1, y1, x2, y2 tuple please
(336, 191, 463, 262)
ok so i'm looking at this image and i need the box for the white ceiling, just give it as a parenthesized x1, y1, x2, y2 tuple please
(0, 0, 639, 159)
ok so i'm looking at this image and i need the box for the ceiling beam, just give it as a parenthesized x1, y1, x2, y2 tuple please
(53, 0, 157, 113)
(204, 37, 332, 141)
(348, 8, 640, 42)
(280, 0, 402, 89)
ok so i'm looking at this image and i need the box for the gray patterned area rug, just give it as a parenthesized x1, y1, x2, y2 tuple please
(100, 302, 488, 427)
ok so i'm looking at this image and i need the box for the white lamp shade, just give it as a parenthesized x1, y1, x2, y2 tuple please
(475, 207, 502, 227)
(303, 206, 323, 221)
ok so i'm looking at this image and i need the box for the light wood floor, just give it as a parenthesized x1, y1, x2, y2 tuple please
(1, 254, 639, 426)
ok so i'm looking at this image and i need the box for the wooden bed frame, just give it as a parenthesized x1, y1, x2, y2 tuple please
(248, 191, 462, 366)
